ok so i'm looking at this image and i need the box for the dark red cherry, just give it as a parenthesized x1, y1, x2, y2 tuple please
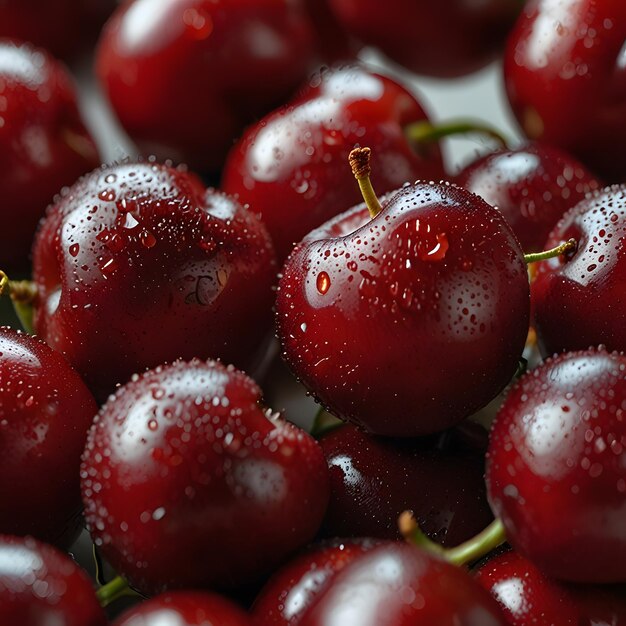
(0, 40, 99, 271)
(486, 348, 626, 583)
(96, 0, 316, 174)
(0, 534, 106, 626)
(276, 180, 530, 437)
(252, 538, 377, 626)
(327, 0, 521, 78)
(0, 327, 97, 547)
(303, 0, 360, 63)
(531, 185, 626, 356)
(114, 591, 252, 626)
(299, 542, 506, 625)
(503, 0, 626, 181)
(32, 162, 276, 401)
(456, 142, 602, 253)
(222, 65, 444, 261)
(474, 549, 626, 626)
(81, 359, 330, 595)
(318, 425, 493, 545)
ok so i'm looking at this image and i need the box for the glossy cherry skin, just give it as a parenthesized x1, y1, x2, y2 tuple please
(303, 0, 359, 63)
(487, 348, 626, 583)
(318, 425, 493, 544)
(299, 542, 506, 626)
(97, 0, 316, 174)
(504, 0, 626, 181)
(0, 40, 99, 270)
(252, 539, 377, 625)
(81, 359, 330, 595)
(328, 0, 520, 78)
(222, 65, 444, 261)
(474, 549, 626, 626)
(0, 327, 98, 548)
(456, 142, 602, 253)
(32, 162, 276, 401)
(532, 185, 626, 356)
(276, 182, 530, 437)
(114, 591, 252, 626)
(0, 535, 107, 626)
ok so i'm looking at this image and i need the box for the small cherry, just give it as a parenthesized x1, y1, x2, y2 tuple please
(486, 347, 626, 583)
(81, 359, 330, 595)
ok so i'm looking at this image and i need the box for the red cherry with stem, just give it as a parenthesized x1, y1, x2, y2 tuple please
(474, 549, 626, 626)
(222, 65, 444, 262)
(318, 424, 494, 545)
(486, 347, 626, 583)
(276, 148, 530, 437)
(531, 184, 626, 356)
(31, 161, 276, 401)
(0, 534, 107, 626)
(327, 0, 521, 78)
(113, 591, 252, 626)
(81, 359, 330, 595)
(252, 538, 378, 626)
(96, 0, 316, 174)
(456, 142, 603, 253)
(0, 39, 99, 271)
(503, 0, 626, 181)
(0, 327, 98, 548)
(298, 542, 507, 626)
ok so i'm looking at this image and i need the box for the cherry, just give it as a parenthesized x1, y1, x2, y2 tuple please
(327, 0, 521, 78)
(503, 0, 626, 181)
(96, 0, 316, 174)
(31, 161, 277, 401)
(222, 65, 444, 261)
(298, 542, 506, 625)
(486, 347, 626, 583)
(276, 153, 530, 437)
(0, 39, 100, 271)
(474, 549, 626, 625)
(303, 0, 359, 63)
(318, 425, 494, 545)
(81, 359, 330, 595)
(531, 185, 626, 356)
(0, 327, 97, 548)
(456, 142, 602, 253)
(252, 538, 377, 625)
(0, 534, 106, 626)
(113, 591, 252, 626)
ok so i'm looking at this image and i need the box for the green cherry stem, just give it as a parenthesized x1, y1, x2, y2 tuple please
(349, 147, 382, 218)
(399, 511, 507, 567)
(0, 270, 37, 334)
(405, 119, 509, 149)
(524, 238, 577, 264)
(96, 575, 139, 607)
(310, 407, 343, 438)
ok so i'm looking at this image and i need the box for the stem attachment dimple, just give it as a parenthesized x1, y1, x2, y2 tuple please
(349, 147, 383, 219)
(0, 270, 38, 334)
(524, 238, 577, 265)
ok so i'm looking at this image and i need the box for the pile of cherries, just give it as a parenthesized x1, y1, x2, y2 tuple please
(0, 0, 625, 624)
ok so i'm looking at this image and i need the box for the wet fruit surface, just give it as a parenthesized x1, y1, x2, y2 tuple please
(81, 359, 330, 595)
(487, 348, 626, 583)
(276, 182, 530, 436)
(0, 327, 98, 547)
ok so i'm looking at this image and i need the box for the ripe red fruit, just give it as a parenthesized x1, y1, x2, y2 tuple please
(32, 162, 276, 401)
(486, 348, 626, 583)
(503, 0, 626, 181)
(113, 591, 252, 626)
(222, 65, 444, 261)
(327, 0, 521, 78)
(81, 359, 330, 595)
(0, 39, 99, 270)
(318, 425, 494, 544)
(456, 142, 602, 253)
(303, 0, 359, 63)
(96, 0, 316, 173)
(532, 185, 626, 356)
(276, 181, 530, 437)
(298, 542, 506, 625)
(0, 327, 97, 547)
(0, 534, 106, 626)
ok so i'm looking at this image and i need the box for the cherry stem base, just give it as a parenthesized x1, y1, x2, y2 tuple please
(524, 238, 577, 264)
(0, 270, 37, 334)
(96, 575, 139, 608)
